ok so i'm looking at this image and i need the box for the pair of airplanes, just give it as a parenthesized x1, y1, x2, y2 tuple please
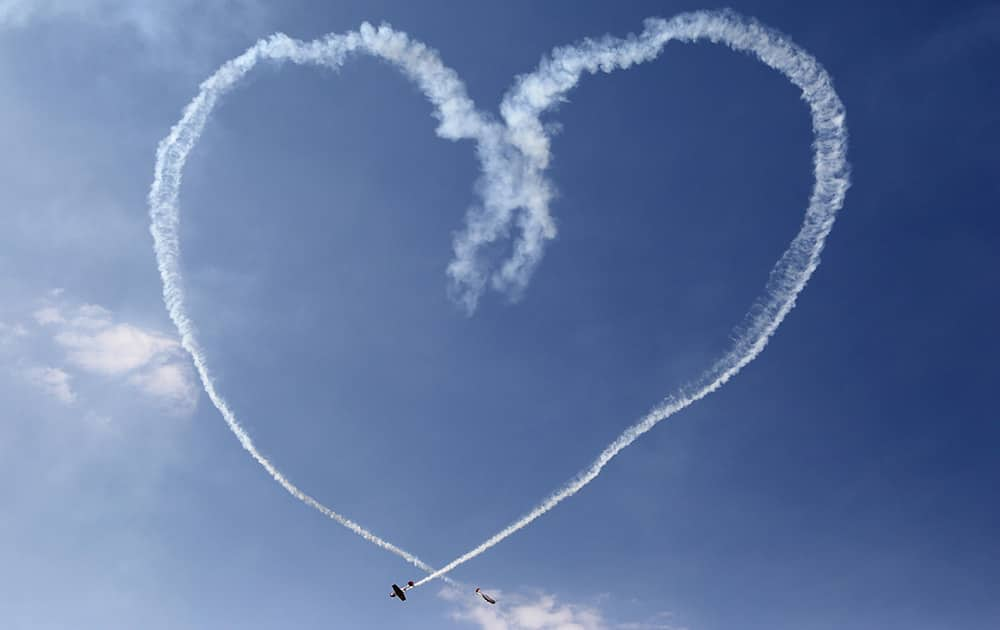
(389, 581, 496, 605)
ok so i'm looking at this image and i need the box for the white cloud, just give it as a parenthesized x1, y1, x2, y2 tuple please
(0, 321, 28, 345)
(616, 612, 688, 630)
(69, 303, 112, 329)
(56, 322, 178, 375)
(26, 366, 76, 404)
(443, 589, 607, 630)
(37, 303, 111, 330)
(25, 299, 197, 414)
(129, 362, 197, 414)
(0, 0, 267, 50)
(442, 589, 686, 630)
(33, 306, 65, 325)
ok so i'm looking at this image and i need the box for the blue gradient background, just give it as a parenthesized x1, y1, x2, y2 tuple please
(0, 1, 997, 628)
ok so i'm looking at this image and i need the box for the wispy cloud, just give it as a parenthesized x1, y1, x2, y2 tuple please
(25, 365, 76, 404)
(128, 362, 197, 411)
(0, 0, 270, 71)
(616, 611, 688, 630)
(54, 322, 178, 375)
(24, 295, 198, 414)
(0, 0, 263, 38)
(34, 302, 113, 330)
(0, 320, 28, 345)
(442, 588, 606, 630)
(32, 306, 64, 326)
(440, 588, 684, 630)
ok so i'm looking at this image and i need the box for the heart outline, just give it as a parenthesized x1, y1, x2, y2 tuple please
(147, 9, 849, 587)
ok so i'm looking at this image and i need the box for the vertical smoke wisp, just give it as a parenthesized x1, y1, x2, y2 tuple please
(147, 23, 508, 581)
(415, 10, 850, 586)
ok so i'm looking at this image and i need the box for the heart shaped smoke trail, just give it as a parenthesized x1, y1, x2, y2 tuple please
(149, 9, 848, 589)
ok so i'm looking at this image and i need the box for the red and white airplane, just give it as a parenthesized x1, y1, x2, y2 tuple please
(389, 581, 415, 602)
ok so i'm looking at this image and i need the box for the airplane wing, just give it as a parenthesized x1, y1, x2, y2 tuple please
(391, 584, 407, 601)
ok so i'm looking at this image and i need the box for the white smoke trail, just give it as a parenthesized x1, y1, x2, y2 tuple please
(414, 10, 850, 586)
(149, 10, 848, 591)
(146, 23, 510, 582)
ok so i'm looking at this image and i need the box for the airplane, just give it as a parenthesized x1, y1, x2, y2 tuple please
(389, 581, 415, 602)
(475, 588, 496, 605)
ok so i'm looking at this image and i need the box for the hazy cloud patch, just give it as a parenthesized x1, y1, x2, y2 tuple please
(128, 361, 197, 414)
(441, 588, 687, 630)
(0, 0, 264, 37)
(32, 306, 65, 326)
(443, 589, 605, 630)
(0, 0, 271, 71)
(54, 322, 178, 376)
(25, 365, 76, 404)
(0, 321, 28, 345)
(20, 295, 198, 415)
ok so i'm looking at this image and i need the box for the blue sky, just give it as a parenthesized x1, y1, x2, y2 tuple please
(1, 1, 998, 629)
